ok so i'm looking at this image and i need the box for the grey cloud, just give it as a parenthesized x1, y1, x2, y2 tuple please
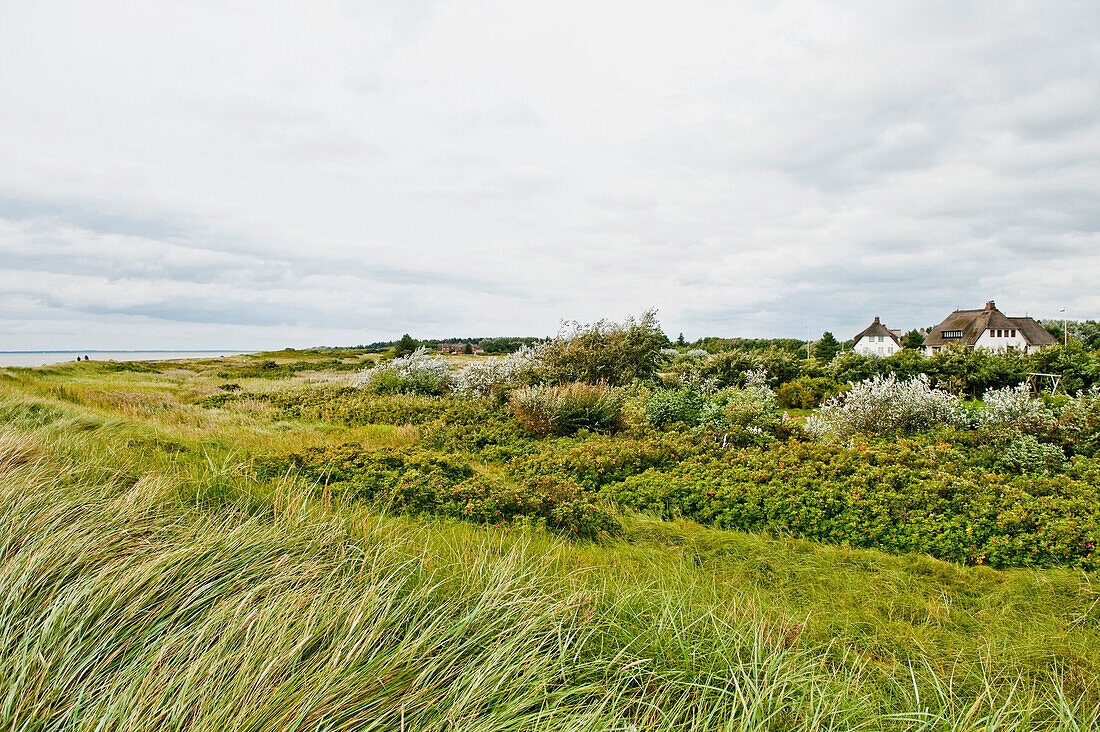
(1, 0, 1098, 349)
(0, 194, 195, 242)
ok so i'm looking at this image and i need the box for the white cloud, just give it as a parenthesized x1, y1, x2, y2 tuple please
(0, 0, 1097, 348)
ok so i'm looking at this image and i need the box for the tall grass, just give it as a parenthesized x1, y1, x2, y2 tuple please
(2, 361, 1099, 730)
(0, 427, 1097, 730)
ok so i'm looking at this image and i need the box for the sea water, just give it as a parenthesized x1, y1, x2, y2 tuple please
(0, 352, 244, 368)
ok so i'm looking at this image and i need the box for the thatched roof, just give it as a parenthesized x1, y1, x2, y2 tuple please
(923, 301, 1058, 348)
(853, 317, 902, 346)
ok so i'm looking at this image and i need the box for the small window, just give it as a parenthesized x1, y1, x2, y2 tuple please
(942, 330, 962, 339)
(1010, 329, 1016, 337)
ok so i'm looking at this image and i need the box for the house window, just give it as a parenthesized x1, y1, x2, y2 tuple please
(942, 330, 962, 339)
(1010, 329, 1016, 337)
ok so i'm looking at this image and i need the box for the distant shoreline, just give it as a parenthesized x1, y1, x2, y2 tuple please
(0, 351, 248, 368)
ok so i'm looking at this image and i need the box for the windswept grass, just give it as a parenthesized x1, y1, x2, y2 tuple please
(0, 358, 1097, 729)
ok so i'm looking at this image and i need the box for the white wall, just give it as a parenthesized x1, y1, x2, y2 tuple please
(974, 328, 1035, 353)
(854, 335, 900, 357)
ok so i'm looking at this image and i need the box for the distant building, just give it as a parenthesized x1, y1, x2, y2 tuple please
(922, 301, 1058, 355)
(853, 316, 902, 356)
(440, 343, 484, 355)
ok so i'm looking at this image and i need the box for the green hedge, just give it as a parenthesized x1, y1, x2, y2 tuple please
(600, 440, 1100, 569)
(269, 442, 618, 539)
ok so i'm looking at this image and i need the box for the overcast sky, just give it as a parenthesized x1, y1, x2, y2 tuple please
(1, 0, 1098, 349)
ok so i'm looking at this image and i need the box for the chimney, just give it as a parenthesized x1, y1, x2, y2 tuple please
(873, 316, 880, 324)
(984, 301, 995, 311)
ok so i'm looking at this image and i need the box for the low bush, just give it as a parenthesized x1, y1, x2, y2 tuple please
(996, 434, 1064, 474)
(453, 344, 546, 399)
(776, 377, 833, 409)
(508, 431, 703, 490)
(261, 388, 489, 426)
(359, 347, 453, 396)
(644, 388, 703, 428)
(509, 382, 623, 436)
(274, 442, 618, 538)
(981, 383, 1053, 429)
(1047, 386, 1100, 457)
(601, 440, 1100, 569)
(808, 374, 966, 438)
(697, 371, 785, 444)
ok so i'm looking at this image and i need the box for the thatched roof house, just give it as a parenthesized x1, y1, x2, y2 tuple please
(922, 301, 1057, 354)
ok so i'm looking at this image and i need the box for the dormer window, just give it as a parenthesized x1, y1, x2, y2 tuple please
(942, 330, 962, 339)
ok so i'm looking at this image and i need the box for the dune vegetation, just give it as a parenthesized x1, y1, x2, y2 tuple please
(0, 341, 1098, 730)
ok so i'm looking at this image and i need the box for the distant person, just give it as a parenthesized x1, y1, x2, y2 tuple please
(84, 355, 89, 361)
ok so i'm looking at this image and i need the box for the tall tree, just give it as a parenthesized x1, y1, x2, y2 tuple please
(813, 332, 841, 361)
(394, 333, 419, 358)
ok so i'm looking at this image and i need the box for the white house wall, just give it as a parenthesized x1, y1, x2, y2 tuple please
(854, 336, 900, 357)
(974, 329, 1029, 352)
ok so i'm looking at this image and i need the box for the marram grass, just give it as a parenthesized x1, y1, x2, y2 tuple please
(0, 360, 1099, 730)
(0, 431, 1096, 731)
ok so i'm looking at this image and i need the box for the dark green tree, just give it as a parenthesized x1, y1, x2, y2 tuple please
(394, 333, 419, 358)
(813, 332, 841, 361)
(901, 329, 925, 349)
(677, 332, 686, 346)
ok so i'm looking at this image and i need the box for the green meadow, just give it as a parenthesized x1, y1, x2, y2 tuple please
(0, 348, 1098, 730)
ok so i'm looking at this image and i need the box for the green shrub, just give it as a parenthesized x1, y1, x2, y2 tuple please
(776, 377, 832, 409)
(275, 443, 617, 538)
(510, 383, 623, 436)
(696, 371, 785, 443)
(690, 350, 754, 389)
(644, 388, 702, 428)
(547, 498, 621, 539)
(996, 434, 1064, 474)
(600, 439, 1100, 569)
(540, 311, 667, 386)
(507, 431, 702, 490)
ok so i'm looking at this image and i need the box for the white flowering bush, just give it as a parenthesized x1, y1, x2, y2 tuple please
(980, 383, 1052, 428)
(358, 347, 453, 396)
(453, 343, 548, 398)
(996, 434, 1064, 474)
(697, 370, 784, 439)
(807, 374, 965, 438)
